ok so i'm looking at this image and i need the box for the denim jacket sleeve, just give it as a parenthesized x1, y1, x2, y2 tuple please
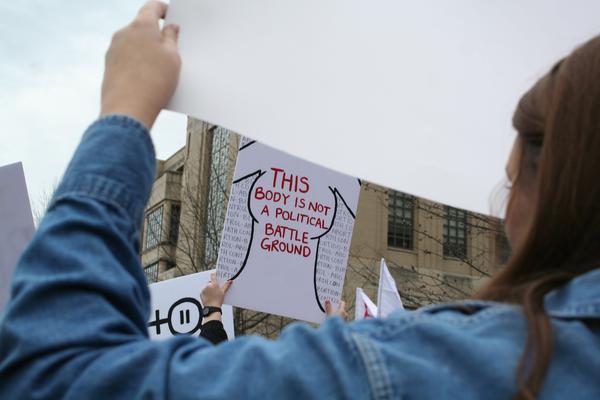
(0, 116, 370, 399)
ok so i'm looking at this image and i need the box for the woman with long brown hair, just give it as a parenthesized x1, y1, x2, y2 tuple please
(477, 36, 600, 399)
(1, 2, 599, 399)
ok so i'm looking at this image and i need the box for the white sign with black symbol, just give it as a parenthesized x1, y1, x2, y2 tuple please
(147, 270, 235, 341)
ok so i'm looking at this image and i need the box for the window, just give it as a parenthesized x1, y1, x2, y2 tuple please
(496, 233, 511, 265)
(443, 206, 467, 258)
(388, 191, 414, 249)
(165, 261, 176, 271)
(144, 262, 159, 284)
(204, 127, 230, 266)
(169, 204, 181, 245)
(145, 206, 163, 249)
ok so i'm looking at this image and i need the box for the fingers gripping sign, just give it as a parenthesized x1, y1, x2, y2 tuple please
(199, 272, 233, 324)
(201, 272, 233, 308)
(136, 0, 168, 22)
(101, 0, 181, 129)
(147, 271, 235, 341)
(325, 300, 348, 321)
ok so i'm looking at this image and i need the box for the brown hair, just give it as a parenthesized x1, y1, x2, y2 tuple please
(476, 36, 600, 399)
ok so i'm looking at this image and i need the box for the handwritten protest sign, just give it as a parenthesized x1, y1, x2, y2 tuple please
(147, 270, 235, 341)
(216, 138, 360, 323)
(0, 162, 35, 313)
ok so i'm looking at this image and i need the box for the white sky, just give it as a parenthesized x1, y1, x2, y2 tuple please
(0, 0, 187, 211)
(2, 0, 600, 216)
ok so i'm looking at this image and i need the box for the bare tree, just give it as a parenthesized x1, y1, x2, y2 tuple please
(344, 182, 508, 314)
(161, 126, 293, 338)
(32, 181, 59, 227)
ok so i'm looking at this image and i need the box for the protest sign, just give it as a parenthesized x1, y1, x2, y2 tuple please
(216, 138, 360, 323)
(165, 0, 600, 214)
(0, 162, 35, 313)
(147, 270, 235, 341)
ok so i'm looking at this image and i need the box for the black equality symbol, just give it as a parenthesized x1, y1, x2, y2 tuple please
(148, 297, 203, 335)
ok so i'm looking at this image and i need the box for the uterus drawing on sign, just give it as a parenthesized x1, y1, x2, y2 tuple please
(217, 139, 358, 314)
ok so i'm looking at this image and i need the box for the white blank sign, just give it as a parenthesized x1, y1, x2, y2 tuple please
(0, 162, 34, 313)
(166, 0, 600, 214)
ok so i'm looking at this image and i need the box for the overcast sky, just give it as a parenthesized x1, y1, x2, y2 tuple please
(0, 0, 187, 213)
(2, 0, 600, 216)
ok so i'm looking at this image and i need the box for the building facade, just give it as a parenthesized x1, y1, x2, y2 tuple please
(140, 118, 509, 335)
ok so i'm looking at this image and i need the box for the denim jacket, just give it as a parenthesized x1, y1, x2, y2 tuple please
(1, 116, 599, 399)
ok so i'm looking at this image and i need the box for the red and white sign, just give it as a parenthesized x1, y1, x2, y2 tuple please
(217, 138, 360, 323)
(355, 288, 378, 321)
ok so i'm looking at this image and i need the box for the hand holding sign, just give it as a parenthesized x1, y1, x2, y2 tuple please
(325, 299, 348, 321)
(147, 270, 235, 341)
(101, 1, 181, 129)
(201, 272, 232, 307)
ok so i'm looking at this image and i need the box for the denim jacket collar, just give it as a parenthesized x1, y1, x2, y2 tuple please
(415, 268, 600, 320)
(544, 268, 600, 319)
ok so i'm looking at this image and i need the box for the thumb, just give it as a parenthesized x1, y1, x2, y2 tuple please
(223, 279, 233, 293)
(325, 300, 332, 314)
(162, 24, 180, 44)
(209, 272, 219, 287)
